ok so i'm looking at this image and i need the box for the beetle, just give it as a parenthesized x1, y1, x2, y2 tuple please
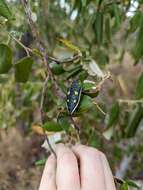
(66, 80, 82, 115)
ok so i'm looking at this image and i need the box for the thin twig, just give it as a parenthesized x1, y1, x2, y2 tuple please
(10, 34, 31, 56)
(98, 72, 111, 87)
(21, 0, 60, 156)
(40, 74, 50, 122)
(11, 33, 79, 66)
(118, 99, 143, 104)
(45, 134, 56, 157)
(40, 74, 56, 156)
(21, 0, 64, 99)
(93, 101, 106, 115)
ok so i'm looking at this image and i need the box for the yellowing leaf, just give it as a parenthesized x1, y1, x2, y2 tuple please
(58, 38, 82, 55)
(32, 125, 44, 135)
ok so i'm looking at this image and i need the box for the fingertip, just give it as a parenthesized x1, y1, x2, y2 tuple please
(72, 145, 107, 190)
(55, 143, 64, 153)
(72, 144, 100, 156)
(39, 154, 57, 190)
(72, 144, 86, 152)
(56, 144, 80, 190)
(46, 153, 56, 164)
(99, 151, 107, 160)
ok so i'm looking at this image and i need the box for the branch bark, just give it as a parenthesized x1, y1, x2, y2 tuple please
(21, 0, 64, 98)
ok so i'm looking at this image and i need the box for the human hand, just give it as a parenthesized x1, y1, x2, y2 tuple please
(39, 144, 116, 190)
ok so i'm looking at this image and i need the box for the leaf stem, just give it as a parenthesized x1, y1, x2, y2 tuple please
(10, 34, 31, 57)
(93, 101, 106, 115)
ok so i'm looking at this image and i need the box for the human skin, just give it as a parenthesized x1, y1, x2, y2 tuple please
(39, 144, 116, 190)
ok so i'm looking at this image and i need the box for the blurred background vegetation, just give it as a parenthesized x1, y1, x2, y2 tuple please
(0, 0, 143, 189)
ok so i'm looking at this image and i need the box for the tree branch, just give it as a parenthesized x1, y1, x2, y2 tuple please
(21, 0, 64, 99)
(21, 0, 62, 156)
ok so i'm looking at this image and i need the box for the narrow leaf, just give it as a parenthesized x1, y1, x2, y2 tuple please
(129, 11, 143, 33)
(132, 23, 143, 63)
(113, 3, 121, 29)
(105, 16, 111, 42)
(126, 104, 143, 138)
(135, 73, 143, 99)
(106, 102, 120, 128)
(93, 11, 103, 45)
(126, 180, 140, 189)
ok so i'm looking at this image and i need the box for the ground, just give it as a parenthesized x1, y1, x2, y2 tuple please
(0, 128, 45, 190)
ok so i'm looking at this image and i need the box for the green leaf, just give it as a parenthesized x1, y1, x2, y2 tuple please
(0, 0, 13, 19)
(77, 95, 93, 113)
(50, 62, 65, 75)
(15, 57, 34, 83)
(129, 11, 143, 33)
(78, 70, 88, 81)
(66, 65, 82, 79)
(0, 43, 12, 74)
(126, 104, 143, 138)
(121, 182, 129, 190)
(82, 81, 99, 97)
(113, 3, 121, 29)
(58, 38, 81, 54)
(106, 102, 120, 128)
(105, 16, 111, 42)
(35, 158, 46, 166)
(43, 121, 63, 132)
(57, 113, 70, 132)
(93, 11, 103, 45)
(83, 90, 99, 98)
(126, 180, 140, 189)
(95, 49, 109, 65)
(132, 24, 143, 63)
(135, 73, 143, 99)
(81, 0, 87, 7)
(82, 81, 95, 91)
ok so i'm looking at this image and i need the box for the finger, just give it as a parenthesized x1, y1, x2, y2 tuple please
(39, 154, 56, 190)
(56, 144, 80, 190)
(72, 144, 106, 190)
(100, 152, 116, 190)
